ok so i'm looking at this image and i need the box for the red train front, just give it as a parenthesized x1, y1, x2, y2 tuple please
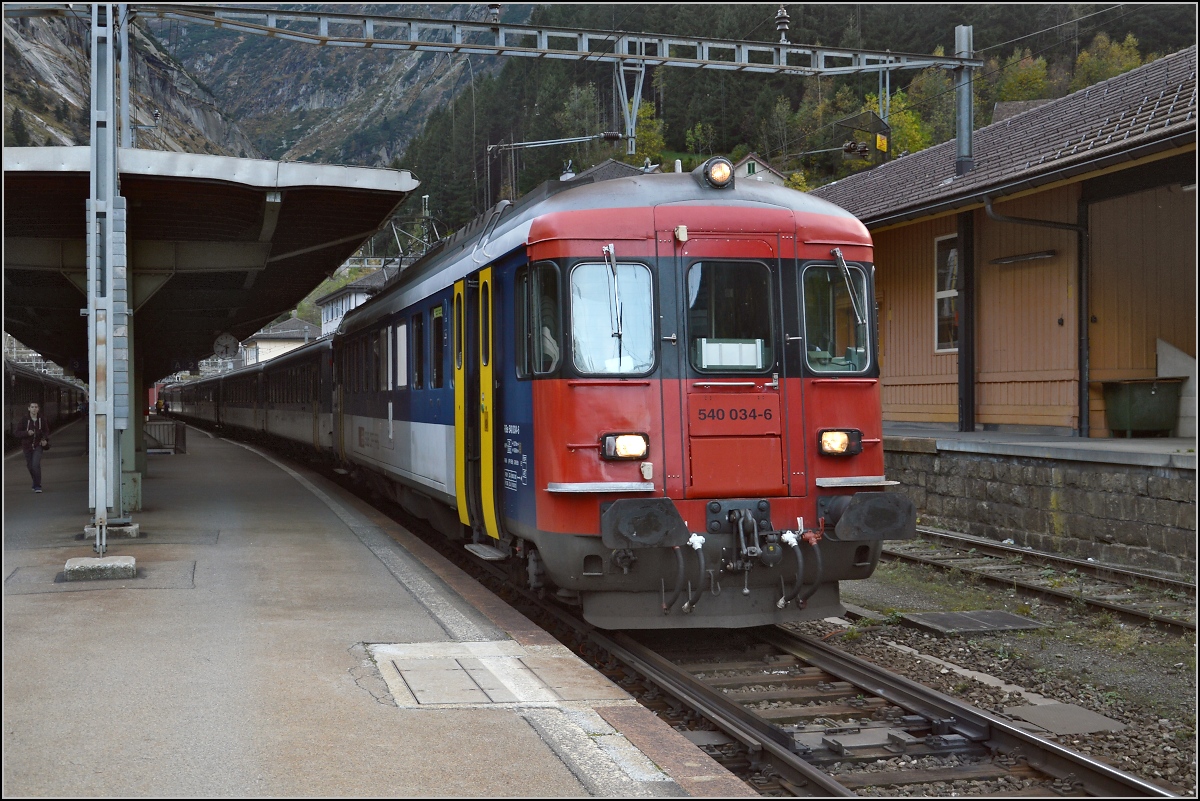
(474, 158, 916, 629)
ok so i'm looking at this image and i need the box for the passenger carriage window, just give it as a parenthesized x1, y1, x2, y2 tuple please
(802, 263, 871, 373)
(431, 305, 445, 388)
(372, 331, 382, 391)
(385, 325, 393, 390)
(570, 261, 653, 374)
(412, 314, 424, 388)
(395, 323, 408, 388)
(686, 261, 775, 373)
(362, 336, 370, 392)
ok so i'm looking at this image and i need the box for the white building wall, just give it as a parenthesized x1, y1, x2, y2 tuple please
(320, 290, 373, 337)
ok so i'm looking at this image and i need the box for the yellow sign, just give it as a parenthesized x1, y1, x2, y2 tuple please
(876, 133, 888, 152)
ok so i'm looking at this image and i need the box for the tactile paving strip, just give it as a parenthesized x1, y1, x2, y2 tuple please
(370, 641, 629, 708)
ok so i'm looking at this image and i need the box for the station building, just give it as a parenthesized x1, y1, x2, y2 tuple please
(811, 45, 1196, 439)
(810, 47, 1196, 578)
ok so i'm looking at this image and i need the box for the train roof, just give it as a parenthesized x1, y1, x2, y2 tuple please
(4, 359, 86, 392)
(339, 168, 864, 337)
(166, 335, 333, 392)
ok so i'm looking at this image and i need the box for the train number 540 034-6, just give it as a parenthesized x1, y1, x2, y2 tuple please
(697, 407, 772, 421)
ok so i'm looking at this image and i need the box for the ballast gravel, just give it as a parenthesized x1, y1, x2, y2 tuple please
(779, 566, 1197, 797)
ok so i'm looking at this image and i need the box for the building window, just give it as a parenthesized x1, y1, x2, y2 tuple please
(934, 234, 959, 352)
(747, 161, 757, 175)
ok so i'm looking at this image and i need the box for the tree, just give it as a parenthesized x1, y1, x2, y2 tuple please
(684, 121, 715, 157)
(1070, 33, 1142, 92)
(864, 91, 931, 159)
(10, 108, 31, 146)
(996, 48, 1050, 101)
(622, 101, 665, 166)
(759, 96, 793, 162)
(785, 171, 810, 192)
(905, 64, 955, 145)
(554, 83, 606, 167)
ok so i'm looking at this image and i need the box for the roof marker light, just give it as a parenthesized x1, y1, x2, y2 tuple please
(703, 157, 734, 188)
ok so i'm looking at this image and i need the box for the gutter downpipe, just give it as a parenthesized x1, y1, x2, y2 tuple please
(983, 196, 1089, 437)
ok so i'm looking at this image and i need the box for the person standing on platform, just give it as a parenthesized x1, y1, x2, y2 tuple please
(15, 401, 49, 492)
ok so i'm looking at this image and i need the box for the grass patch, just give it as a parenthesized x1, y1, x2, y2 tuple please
(858, 559, 999, 612)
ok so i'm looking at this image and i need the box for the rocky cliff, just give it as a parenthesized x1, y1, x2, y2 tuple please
(4, 12, 261, 157)
(4, 4, 530, 165)
(142, 3, 527, 166)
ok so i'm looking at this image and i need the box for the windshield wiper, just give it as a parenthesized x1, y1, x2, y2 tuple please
(831, 247, 866, 326)
(602, 243, 624, 344)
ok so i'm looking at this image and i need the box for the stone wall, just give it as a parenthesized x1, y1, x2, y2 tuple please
(884, 440, 1197, 579)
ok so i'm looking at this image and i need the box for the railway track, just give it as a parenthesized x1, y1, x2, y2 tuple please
(607, 626, 1175, 797)
(882, 528, 1196, 635)
(361, 492, 1176, 797)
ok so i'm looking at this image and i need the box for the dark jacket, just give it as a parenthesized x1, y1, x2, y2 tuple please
(15, 414, 48, 454)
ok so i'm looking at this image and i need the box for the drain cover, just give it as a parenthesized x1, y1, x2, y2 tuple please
(1004, 703, 1127, 735)
(901, 610, 1045, 635)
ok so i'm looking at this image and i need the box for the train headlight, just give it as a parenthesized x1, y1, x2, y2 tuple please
(818, 428, 863, 456)
(703, 157, 734, 188)
(602, 433, 649, 460)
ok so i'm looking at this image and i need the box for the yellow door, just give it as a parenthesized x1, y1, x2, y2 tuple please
(478, 269, 501, 540)
(454, 280, 470, 525)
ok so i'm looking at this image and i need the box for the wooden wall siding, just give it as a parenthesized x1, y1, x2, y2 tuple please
(1087, 183, 1196, 436)
(874, 216, 958, 422)
(976, 187, 1081, 429)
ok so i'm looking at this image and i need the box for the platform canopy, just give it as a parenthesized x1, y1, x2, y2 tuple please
(4, 147, 419, 380)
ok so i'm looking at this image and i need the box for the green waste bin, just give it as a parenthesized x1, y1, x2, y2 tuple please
(1102, 377, 1186, 437)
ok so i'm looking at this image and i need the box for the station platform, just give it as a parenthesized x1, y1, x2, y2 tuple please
(3, 420, 753, 797)
(884, 422, 1196, 471)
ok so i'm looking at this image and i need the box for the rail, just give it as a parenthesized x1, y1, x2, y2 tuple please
(883, 527, 1196, 635)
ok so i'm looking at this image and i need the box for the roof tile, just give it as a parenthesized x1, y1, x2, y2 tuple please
(811, 47, 1196, 224)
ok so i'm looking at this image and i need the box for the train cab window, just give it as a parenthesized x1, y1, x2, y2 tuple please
(516, 262, 561, 377)
(570, 261, 654, 375)
(686, 261, 775, 373)
(412, 313, 424, 388)
(802, 263, 871, 373)
(395, 323, 408, 388)
(431, 305, 445, 388)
